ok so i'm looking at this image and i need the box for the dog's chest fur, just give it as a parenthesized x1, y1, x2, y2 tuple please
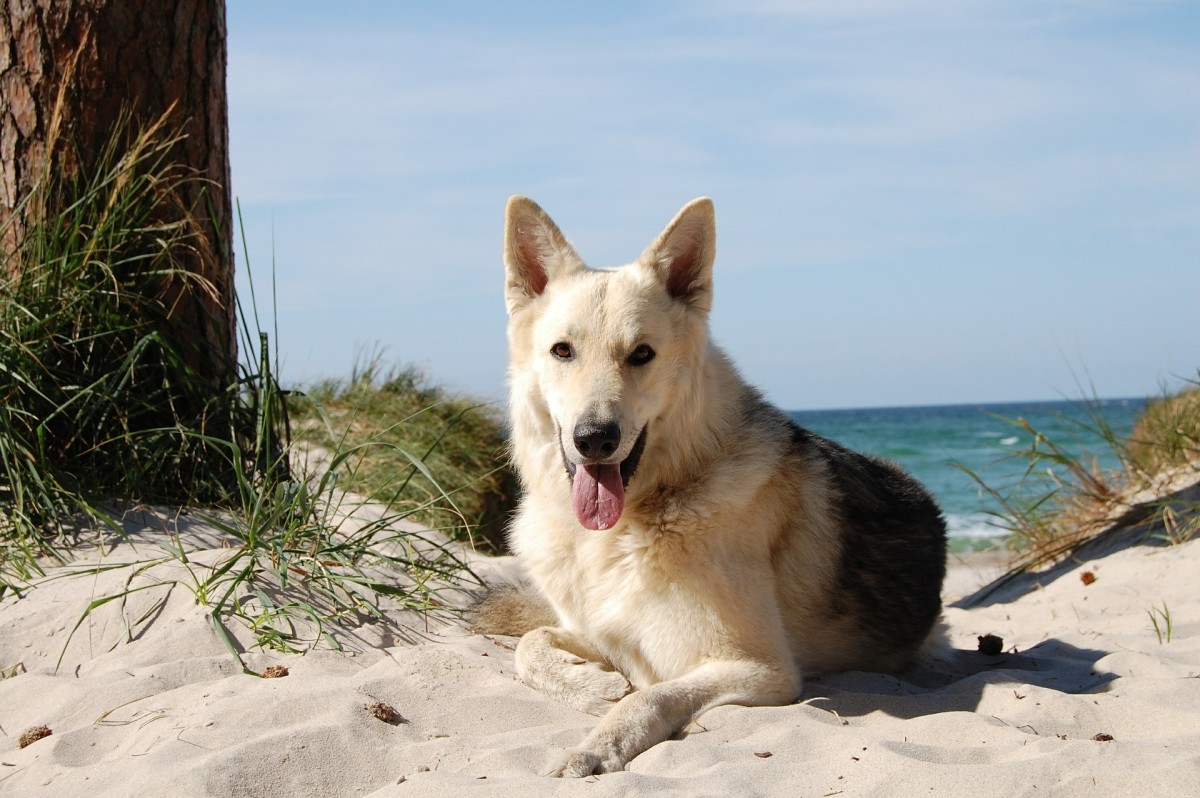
(513, 492, 776, 688)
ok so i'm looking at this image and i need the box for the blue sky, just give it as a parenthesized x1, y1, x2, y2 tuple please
(226, 1, 1198, 411)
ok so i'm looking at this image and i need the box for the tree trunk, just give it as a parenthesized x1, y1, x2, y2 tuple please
(0, 0, 235, 378)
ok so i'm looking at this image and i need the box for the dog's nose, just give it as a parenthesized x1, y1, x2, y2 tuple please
(574, 421, 621, 460)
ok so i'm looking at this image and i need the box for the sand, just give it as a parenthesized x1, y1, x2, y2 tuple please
(2, 495, 1198, 797)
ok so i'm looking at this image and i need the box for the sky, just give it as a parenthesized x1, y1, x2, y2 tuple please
(225, 1, 1199, 411)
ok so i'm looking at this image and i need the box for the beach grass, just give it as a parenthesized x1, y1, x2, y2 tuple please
(289, 354, 517, 553)
(42, 327, 483, 673)
(0, 110, 236, 588)
(1, 114, 492, 667)
(1148, 601, 1174, 645)
(969, 382, 1200, 567)
(1127, 386, 1200, 477)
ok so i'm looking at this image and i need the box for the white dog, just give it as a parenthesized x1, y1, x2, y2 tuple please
(479, 196, 947, 776)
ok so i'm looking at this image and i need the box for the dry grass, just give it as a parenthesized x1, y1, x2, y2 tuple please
(983, 384, 1200, 569)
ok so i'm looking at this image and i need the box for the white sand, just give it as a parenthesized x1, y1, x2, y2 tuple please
(3, 500, 1199, 797)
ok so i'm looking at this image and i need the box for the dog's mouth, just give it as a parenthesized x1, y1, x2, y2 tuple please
(562, 425, 647, 531)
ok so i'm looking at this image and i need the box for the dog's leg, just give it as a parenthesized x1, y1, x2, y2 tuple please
(547, 658, 800, 777)
(515, 626, 633, 717)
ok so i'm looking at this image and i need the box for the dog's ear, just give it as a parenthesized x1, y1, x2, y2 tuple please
(503, 196, 584, 314)
(639, 197, 715, 312)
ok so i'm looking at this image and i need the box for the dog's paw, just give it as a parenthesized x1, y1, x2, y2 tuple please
(572, 662, 632, 716)
(515, 627, 633, 715)
(544, 748, 618, 778)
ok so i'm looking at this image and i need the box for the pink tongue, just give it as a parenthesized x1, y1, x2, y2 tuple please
(571, 463, 625, 530)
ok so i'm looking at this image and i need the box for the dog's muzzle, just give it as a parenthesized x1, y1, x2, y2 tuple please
(561, 425, 647, 531)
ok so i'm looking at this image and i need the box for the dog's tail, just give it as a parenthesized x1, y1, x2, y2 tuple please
(468, 583, 559, 637)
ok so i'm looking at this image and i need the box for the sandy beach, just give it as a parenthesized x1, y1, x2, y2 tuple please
(2, 492, 1198, 797)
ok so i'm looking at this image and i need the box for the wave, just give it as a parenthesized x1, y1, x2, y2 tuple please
(945, 512, 1006, 541)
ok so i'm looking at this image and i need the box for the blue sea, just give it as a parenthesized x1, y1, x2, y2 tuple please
(789, 398, 1147, 552)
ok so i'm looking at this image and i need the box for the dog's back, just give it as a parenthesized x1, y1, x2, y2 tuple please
(776, 407, 946, 672)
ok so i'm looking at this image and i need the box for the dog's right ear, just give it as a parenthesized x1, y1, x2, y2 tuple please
(503, 196, 584, 315)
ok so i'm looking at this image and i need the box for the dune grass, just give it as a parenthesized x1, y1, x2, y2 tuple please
(970, 382, 1200, 567)
(1, 113, 496, 670)
(1127, 387, 1200, 478)
(1148, 601, 1174, 645)
(0, 111, 236, 587)
(290, 355, 517, 553)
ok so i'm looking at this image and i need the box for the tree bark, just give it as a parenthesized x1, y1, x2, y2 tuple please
(0, 0, 235, 376)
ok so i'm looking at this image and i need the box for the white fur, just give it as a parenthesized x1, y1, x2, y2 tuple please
(502, 195, 935, 777)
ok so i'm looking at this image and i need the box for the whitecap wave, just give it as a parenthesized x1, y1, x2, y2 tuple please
(945, 512, 1007, 542)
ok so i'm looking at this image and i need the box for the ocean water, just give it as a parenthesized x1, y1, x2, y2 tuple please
(789, 398, 1147, 552)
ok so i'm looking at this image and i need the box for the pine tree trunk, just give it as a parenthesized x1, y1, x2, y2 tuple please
(0, 0, 235, 378)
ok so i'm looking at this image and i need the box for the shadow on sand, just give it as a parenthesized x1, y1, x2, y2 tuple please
(953, 477, 1199, 610)
(802, 640, 1115, 721)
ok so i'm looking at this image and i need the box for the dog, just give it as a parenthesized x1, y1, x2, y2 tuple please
(484, 195, 947, 777)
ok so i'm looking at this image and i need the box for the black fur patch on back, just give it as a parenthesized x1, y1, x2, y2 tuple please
(792, 423, 947, 659)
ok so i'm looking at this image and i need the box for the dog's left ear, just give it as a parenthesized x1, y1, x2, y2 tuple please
(639, 197, 716, 312)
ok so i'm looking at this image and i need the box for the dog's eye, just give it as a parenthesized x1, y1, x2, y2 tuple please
(550, 342, 574, 361)
(628, 344, 656, 367)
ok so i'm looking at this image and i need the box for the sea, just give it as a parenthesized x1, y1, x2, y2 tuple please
(789, 398, 1148, 552)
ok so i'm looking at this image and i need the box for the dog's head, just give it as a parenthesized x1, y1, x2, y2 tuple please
(503, 196, 716, 531)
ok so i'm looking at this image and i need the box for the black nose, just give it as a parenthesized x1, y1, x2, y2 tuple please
(574, 421, 621, 459)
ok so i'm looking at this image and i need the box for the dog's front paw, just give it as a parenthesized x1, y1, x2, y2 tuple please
(572, 662, 632, 716)
(544, 747, 619, 778)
